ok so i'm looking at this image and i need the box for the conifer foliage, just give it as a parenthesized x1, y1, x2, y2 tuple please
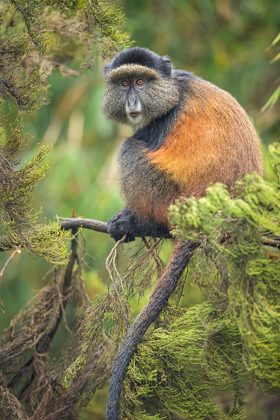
(119, 143, 280, 419)
(0, 1, 132, 418)
(0, 0, 131, 262)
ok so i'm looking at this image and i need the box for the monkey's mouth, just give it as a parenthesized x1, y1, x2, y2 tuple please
(129, 112, 141, 118)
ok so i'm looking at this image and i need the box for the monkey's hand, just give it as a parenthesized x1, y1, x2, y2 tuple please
(107, 209, 136, 242)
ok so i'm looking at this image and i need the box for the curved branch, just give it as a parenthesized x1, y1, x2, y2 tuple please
(105, 240, 199, 420)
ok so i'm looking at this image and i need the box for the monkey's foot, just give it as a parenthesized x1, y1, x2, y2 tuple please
(108, 210, 136, 242)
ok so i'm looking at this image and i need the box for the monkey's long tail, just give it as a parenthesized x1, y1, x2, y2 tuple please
(105, 240, 199, 420)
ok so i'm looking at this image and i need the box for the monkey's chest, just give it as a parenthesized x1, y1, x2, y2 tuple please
(118, 138, 180, 225)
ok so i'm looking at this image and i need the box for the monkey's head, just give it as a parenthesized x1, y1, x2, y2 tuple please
(101, 47, 180, 130)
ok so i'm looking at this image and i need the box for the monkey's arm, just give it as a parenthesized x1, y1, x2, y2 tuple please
(108, 208, 171, 242)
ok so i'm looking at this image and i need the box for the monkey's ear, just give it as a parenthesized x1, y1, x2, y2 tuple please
(161, 55, 173, 77)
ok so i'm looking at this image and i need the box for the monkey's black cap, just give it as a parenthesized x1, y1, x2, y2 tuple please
(104, 47, 173, 78)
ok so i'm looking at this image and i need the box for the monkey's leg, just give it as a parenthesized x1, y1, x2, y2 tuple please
(108, 208, 171, 242)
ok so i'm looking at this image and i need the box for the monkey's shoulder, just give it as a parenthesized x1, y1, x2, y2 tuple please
(172, 69, 194, 80)
(173, 72, 244, 111)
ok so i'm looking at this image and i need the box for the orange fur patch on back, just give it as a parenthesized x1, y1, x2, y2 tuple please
(147, 78, 263, 198)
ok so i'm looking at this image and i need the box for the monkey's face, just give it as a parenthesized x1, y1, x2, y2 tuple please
(101, 64, 180, 130)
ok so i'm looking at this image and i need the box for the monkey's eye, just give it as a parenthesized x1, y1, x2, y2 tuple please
(136, 79, 144, 86)
(121, 80, 130, 87)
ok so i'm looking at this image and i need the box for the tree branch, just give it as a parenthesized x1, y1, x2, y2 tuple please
(1, 217, 280, 251)
(105, 240, 200, 420)
(59, 217, 108, 233)
(261, 236, 280, 248)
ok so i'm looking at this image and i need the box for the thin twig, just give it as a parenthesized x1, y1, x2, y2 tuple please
(0, 153, 15, 170)
(0, 247, 21, 281)
(106, 235, 129, 329)
(111, 247, 125, 294)
(261, 236, 280, 248)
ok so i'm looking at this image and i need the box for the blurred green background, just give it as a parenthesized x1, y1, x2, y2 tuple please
(0, 0, 279, 418)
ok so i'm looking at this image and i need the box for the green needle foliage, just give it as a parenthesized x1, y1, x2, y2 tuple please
(262, 33, 280, 112)
(0, 0, 131, 263)
(120, 143, 280, 419)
